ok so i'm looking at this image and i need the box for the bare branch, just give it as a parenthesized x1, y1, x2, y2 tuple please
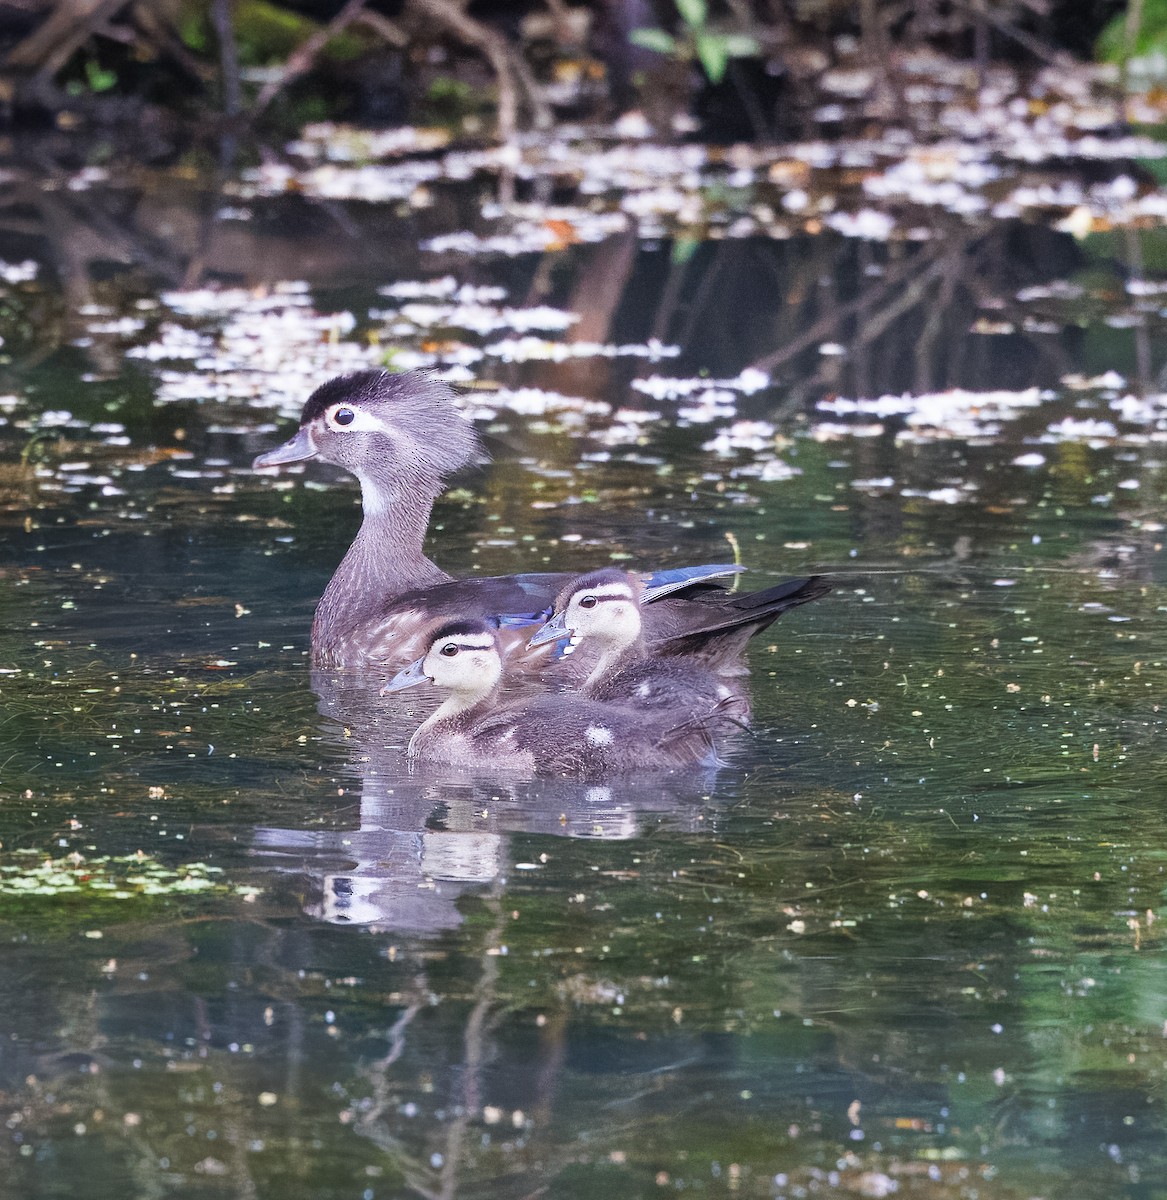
(6, 0, 129, 77)
(407, 0, 552, 138)
(253, 0, 369, 116)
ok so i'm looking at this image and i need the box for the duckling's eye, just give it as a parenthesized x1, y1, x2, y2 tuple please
(333, 407, 356, 427)
(578, 595, 598, 609)
(439, 643, 459, 657)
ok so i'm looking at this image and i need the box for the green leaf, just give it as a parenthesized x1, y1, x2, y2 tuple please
(84, 60, 118, 93)
(676, 0, 708, 30)
(629, 27, 678, 56)
(695, 33, 730, 83)
(1096, 0, 1167, 62)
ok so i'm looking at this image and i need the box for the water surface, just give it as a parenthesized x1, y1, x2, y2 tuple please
(1, 98, 1166, 1199)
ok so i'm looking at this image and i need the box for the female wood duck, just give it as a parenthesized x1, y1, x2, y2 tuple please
(382, 619, 732, 776)
(526, 567, 750, 721)
(252, 369, 828, 671)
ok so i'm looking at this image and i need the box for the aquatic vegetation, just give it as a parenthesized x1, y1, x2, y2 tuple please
(0, 849, 255, 901)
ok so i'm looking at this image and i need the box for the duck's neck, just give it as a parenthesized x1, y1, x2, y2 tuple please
(408, 686, 499, 757)
(313, 476, 451, 658)
(584, 633, 645, 691)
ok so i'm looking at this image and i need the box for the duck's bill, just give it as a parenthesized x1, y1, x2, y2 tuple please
(381, 658, 430, 694)
(526, 611, 568, 648)
(252, 426, 316, 469)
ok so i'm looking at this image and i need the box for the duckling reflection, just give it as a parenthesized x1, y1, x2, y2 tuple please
(383, 619, 737, 776)
(251, 667, 724, 936)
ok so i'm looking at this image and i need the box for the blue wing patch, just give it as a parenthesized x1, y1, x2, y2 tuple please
(640, 563, 745, 604)
(495, 607, 552, 629)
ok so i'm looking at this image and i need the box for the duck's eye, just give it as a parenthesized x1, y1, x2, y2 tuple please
(333, 407, 356, 427)
(439, 643, 459, 657)
(578, 595, 598, 609)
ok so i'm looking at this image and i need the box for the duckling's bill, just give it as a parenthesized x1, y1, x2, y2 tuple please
(381, 657, 431, 694)
(526, 610, 568, 648)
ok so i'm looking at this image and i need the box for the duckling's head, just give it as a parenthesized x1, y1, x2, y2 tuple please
(529, 568, 643, 654)
(253, 370, 479, 493)
(382, 618, 502, 701)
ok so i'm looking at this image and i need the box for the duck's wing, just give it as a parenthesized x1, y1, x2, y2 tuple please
(388, 572, 569, 619)
(348, 570, 820, 673)
(639, 563, 744, 602)
(643, 575, 832, 663)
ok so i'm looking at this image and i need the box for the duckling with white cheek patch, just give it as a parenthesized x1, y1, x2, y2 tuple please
(527, 568, 749, 722)
(382, 619, 730, 777)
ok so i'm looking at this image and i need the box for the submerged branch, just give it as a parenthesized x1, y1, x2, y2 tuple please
(748, 240, 952, 376)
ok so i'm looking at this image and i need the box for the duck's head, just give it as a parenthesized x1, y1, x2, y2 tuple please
(252, 370, 479, 493)
(382, 618, 503, 700)
(527, 568, 643, 654)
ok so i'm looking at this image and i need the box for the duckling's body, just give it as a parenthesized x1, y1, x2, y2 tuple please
(529, 567, 742, 719)
(252, 370, 829, 671)
(529, 567, 830, 720)
(383, 620, 728, 777)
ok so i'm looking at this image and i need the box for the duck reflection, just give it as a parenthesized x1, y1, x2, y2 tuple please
(251, 668, 727, 936)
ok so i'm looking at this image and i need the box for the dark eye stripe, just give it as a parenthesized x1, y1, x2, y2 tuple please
(437, 638, 495, 653)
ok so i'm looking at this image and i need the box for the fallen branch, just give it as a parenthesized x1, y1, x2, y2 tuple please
(949, 0, 1074, 68)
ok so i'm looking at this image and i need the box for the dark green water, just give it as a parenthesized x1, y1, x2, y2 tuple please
(0, 152, 1166, 1199)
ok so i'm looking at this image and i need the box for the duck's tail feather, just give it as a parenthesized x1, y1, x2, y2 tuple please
(655, 575, 832, 661)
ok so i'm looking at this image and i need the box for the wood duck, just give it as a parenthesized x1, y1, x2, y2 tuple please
(252, 369, 828, 671)
(381, 619, 733, 776)
(526, 567, 750, 720)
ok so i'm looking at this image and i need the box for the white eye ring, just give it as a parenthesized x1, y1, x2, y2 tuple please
(325, 404, 382, 432)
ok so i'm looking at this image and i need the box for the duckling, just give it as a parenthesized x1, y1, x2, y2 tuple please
(252, 369, 827, 670)
(381, 619, 731, 777)
(527, 567, 747, 721)
(530, 568, 829, 692)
